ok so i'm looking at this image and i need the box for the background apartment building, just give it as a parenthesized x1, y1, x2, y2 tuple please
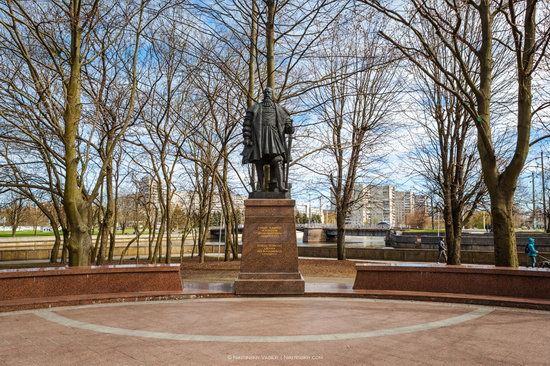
(394, 191, 414, 227)
(331, 184, 428, 227)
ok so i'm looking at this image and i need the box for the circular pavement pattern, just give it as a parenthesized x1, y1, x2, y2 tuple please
(33, 298, 493, 343)
(2, 297, 550, 365)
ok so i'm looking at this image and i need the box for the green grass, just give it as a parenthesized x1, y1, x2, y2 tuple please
(0, 229, 142, 238)
(0, 230, 56, 237)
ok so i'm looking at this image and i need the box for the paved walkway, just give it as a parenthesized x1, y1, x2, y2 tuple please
(1, 296, 550, 365)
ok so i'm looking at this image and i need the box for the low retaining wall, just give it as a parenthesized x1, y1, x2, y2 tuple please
(389, 233, 550, 252)
(0, 265, 183, 303)
(297, 246, 544, 266)
(2, 244, 547, 266)
(353, 264, 550, 300)
(302, 228, 329, 243)
(0, 243, 226, 262)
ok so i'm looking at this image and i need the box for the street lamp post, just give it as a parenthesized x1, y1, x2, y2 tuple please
(542, 151, 548, 232)
(532, 171, 536, 229)
(431, 196, 435, 230)
(319, 196, 323, 224)
(308, 194, 312, 225)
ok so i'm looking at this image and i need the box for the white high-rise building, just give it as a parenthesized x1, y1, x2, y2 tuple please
(394, 191, 415, 227)
(329, 184, 369, 225)
(365, 185, 395, 226)
(330, 184, 428, 227)
(347, 185, 369, 225)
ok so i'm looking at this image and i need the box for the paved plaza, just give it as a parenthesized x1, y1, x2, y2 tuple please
(1, 297, 549, 365)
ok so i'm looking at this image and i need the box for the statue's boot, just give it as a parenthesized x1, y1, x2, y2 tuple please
(274, 161, 288, 193)
(255, 162, 265, 191)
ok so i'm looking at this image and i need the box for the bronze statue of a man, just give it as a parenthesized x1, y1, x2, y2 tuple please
(242, 87, 294, 193)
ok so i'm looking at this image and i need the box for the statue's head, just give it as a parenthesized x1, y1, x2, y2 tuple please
(263, 87, 273, 101)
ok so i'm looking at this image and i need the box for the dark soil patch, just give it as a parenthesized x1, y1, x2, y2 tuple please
(0, 257, 357, 283)
(180, 257, 357, 278)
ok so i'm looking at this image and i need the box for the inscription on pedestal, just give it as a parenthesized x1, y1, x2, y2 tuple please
(256, 244, 283, 256)
(256, 225, 283, 238)
(255, 226, 284, 256)
(235, 199, 305, 295)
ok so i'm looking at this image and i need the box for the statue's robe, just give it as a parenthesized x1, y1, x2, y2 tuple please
(242, 102, 291, 164)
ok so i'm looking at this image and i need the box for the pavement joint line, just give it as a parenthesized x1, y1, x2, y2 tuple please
(32, 298, 494, 343)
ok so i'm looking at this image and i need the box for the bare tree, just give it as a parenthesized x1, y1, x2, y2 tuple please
(1, 192, 25, 236)
(362, 0, 550, 267)
(0, 0, 150, 265)
(409, 40, 486, 264)
(303, 8, 400, 260)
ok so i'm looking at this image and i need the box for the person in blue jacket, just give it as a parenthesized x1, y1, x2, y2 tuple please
(526, 237, 538, 268)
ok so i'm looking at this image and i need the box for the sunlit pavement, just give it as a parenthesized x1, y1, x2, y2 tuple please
(1, 297, 549, 365)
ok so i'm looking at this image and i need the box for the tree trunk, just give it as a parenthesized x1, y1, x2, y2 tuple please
(118, 226, 146, 264)
(247, 0, 258, 107)
(147, 207, 158, 261)
(266, 0, 275, 90)
(96, 159, 113, 265)
(61, 228, 69, 264)
(179, 227, 192, 263)
(106, 160, 116, 261)
(152, 220, 165, 263)
(336, 209, 346, 260)
(49, 225, 62, 263)
(448, 233, 462, 265)
(66, 202, 93, 266)
(490, 193, 518, 267)
(449, 202, 462, 265)
(191, 228, 197, 259)
(165, 193, 172, 264)
(93, 216, 103, 263)
(443, 199, 455, 264)
(474, 1, 533, 268)
(63, 1, 91, 266)
(439, 201, 464, 266)
(198, 221, 205, 263)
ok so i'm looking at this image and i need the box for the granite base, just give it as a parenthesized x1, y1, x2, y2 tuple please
(235, 199, 304, 295)
(248, 191, 291, 199)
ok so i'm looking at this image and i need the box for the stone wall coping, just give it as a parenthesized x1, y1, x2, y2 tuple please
(355, 263, 550, 277)
(0, 264, 180, 279)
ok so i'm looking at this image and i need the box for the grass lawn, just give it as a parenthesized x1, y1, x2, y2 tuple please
(0, 230, 55, 237)
(180, 257, 357, 283)
(0, 229, 142, 238)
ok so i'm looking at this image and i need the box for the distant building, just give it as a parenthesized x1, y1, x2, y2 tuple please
(173, 190, 246, 216)
(394, 191, 414, 227)
(414, 195, 430, 215)
(346, 185, 369, 225)
(137, 176, 159, 206)
(331, 184, 428, 227)
(323, 209, 336, 224)
(362, 185, 395, 226)
(210, 193, 246, 214)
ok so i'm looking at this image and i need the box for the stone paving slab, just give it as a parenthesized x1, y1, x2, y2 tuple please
(0, 297, 549, 365)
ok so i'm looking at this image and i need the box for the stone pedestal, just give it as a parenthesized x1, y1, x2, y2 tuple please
(235, 199, 305, 295)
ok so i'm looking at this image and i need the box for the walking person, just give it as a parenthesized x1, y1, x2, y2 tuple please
(526, 237, 538, 268)
(437, 237, 447, 264)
